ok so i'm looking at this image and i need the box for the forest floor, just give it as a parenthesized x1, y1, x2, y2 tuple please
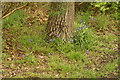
(2, 4, 119, 78)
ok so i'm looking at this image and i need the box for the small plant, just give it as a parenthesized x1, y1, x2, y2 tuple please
(47, 29, 95, 53)
(94, 14, 111, 30)
(2, 53, 9, 60)
(72, 26, 95, 51)
(48, 21, 95, 53)
(75, 12, 92, 26)
(82, 69, 97, 78)
(66, 51, 88, 62)
(73, 13, 96, 51)
(97, 59, 118, 77)
(22, 54, 36, 64)
(18, 34, 46, 52)
(48, 38, 74, 53)
(15, 53, 36, 65)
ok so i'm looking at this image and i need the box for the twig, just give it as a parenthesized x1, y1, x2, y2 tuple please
(1, 3, 28, 19)
(78, 2, 84, 6)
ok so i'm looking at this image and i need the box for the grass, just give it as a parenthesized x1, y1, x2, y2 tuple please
(2, 8, 118, 78)
(65, 51, 88, 61)
(96, 59, 118, 77)
(48, 53, 89, 78)
(3, 10, 25, 28)
(97, 33, 118, 43)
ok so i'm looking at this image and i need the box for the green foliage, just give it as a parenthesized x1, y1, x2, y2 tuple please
(66, 51, 87, 61)
(76, 12, 91, 25)
(105, 34, 118, 42)
(2, 53, 9, 60)
(48, 22, 95, 53)
(94, 14, 111, 30)
(110, 12, 119, 20)
(73, 26, 95, 51)
(16, 54, 36, 65)
(91, 2, 119, 12)
(98, 59, 118, 77)
(41, 46, 55, 55)
(56, 42, 73, 53)
(2, 2, 118, 78)
(18, 33, 46, 52)
(23, 54, 36, 64)
(48, 55, 72, 72)
(82, 70, 97, 78)
(73, 12, 96, 51)
(3, 10, 25, 28)
(88, 14, 112, 31)
(48, 54, 89, 77)
(99, 33, 118, 43)
(49, 38, 74, 53)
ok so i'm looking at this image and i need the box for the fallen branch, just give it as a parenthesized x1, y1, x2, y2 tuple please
(1, 3, 28, 19)
(78, 2, 84, 6)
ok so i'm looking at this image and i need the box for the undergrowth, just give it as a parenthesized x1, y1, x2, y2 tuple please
(3, 10, 25, 28)
(2, 8, 118, 78)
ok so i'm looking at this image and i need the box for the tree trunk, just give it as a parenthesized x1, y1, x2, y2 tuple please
(46, 2, 74, 40)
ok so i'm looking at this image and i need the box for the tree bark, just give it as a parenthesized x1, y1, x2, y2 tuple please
(46, 2, 74, 40)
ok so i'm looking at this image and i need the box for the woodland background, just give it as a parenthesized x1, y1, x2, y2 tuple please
(1, 2, 119, 78)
